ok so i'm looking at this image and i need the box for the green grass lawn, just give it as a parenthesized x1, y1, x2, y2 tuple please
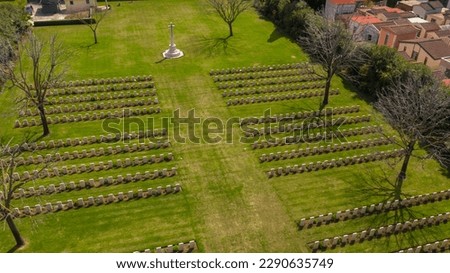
(0, 0, 449, 253)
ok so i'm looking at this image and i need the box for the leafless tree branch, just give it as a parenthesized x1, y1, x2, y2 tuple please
(374, 71, 450, 199)
(208, 0, 250, 37)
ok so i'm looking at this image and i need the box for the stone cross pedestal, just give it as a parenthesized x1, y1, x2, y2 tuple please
(163, 22, 184, 59)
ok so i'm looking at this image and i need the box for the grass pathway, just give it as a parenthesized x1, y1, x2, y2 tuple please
(153, 62, 306, 252)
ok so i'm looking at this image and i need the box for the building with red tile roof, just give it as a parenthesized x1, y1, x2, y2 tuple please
(416, 21, 441, 38)
(378, 24, 420, 48)
(398, 38, 450, 69)
(325, 0, 363, 21)
(349, 15, 382, 42)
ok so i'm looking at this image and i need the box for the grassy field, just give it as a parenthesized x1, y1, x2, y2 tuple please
(0, 0, 449, 253)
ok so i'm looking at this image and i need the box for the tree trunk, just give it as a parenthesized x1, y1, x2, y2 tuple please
(228, 22, 233, 37)
(94, 30, 98, 44)
(394, 140, 416, 200)
(6, 214, 25, 247)
(37, 104, 50, 137)
(322, 74, 332, 106)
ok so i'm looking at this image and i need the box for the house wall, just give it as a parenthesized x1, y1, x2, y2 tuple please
(426, 32, 439, 39)
(418, 52, 440, 68)
(413, 4, 442, 20)
(378, 29, 396, 47)
(439, 58, 450, 76)
(418, 27, 427, 38)
(398, 42, 416, 56)
(397, 3, 414, 12)
(378, 29, 418, 48)
(336, 4, 357, 15)
(398, 42, 441, 69)
(418, 27, 438, 38)
(325, 1, 356, 20)
(325, 1, 337, 20)
(66, 0, 97, 13)
(350, 22, 379, 43)
(427, 14, 445, 25)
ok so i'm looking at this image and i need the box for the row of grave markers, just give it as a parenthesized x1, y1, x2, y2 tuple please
(243, 115, 371, 137)
(222, 81, 326, 97)
(5, 131, 168, 154)
(16, 107, 161, 128)
(309, 212, 450, 252)
(297, 189, 450, 229)
(48, 82, 155, 97)
(226, 89, 340, 106)
(2, 169, 179, 200)
(46, 90, 157, 105)
(9, 142, 170, 166)
(267, 149, 404, 178)
(15, 161, 177, 182)
(251, 125, 381, 149)
(217, 74, 323, 90)
(210, 62, 312, 75)
(212, 67, 314, 82)
(397, 239, 450, 253)
(135, 240, 197, 253)
(260, 137, 394, 163)
(240, 105, 361, 126)
(54, 75, 153, 88)
(11, 184, 182, 217)
(20, 97, 158, 117)
(14, 157, 176, 180)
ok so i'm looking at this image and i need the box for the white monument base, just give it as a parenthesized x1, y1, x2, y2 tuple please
(163, 44, 184, 59)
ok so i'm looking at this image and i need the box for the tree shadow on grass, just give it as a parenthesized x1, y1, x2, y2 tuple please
(191, 35, 237, 57)
(439, 167, 450, 179)
(7, 244, 22, 253)
(80, 42, 97, 50)
(340, 77, 377, 104)
(267, 28, 284, 43)
(347, 162, 446, 251)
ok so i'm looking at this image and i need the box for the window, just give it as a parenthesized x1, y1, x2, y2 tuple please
(69, 1, 73, 5)
(86, 0, 90, 4)
(412, 51, 419, 60)
(424, 57, 428, 65)
(367, 34, 372, 41)
(384, 33, 389, 45)
(445, 68, 450, 78)
(403, 46, 407, 51)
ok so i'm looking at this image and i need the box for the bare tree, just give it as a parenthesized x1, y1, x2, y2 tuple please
(0, 141, 25, 249)
(299, 20, 359, 106)
(374, 72, 450, 200)
(77, 7, 109, 44)
(208, 0, 250, 37)
(1, 34, 66, 137)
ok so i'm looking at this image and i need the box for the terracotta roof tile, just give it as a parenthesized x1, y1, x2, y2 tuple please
(435, 29, 450, 37)
(419, 22, 441, 31)
(372, 21, 396, 31)
(419, 39, 450, 59)
(350, 15, 382, 24)
(400, 39, 450, 59)
(381, 24, 419, 35)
